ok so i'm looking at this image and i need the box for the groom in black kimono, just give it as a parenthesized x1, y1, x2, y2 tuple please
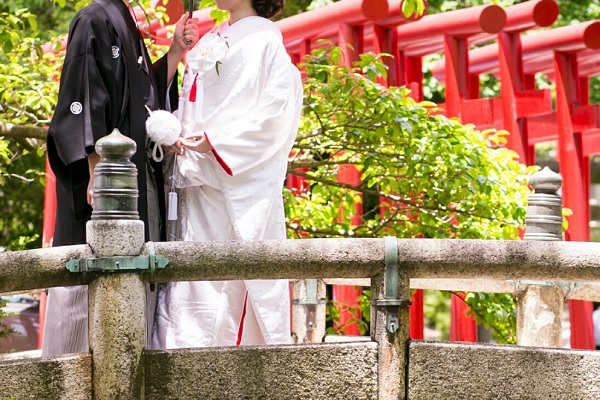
(43, 0, 199, 356)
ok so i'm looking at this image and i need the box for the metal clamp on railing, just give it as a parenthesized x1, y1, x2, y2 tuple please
(373, 236, 411, 334)
(65, 241, 168, 273)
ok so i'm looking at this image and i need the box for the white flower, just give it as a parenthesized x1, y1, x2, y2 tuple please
(187, 33, 228, 75)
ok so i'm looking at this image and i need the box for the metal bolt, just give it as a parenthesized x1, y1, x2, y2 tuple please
(387, 315, 399, 334)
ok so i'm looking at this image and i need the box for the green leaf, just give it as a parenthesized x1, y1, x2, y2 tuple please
(401, 0, 415, 18)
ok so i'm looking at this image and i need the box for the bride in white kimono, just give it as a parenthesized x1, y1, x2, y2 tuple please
(152, 0, 303, 348)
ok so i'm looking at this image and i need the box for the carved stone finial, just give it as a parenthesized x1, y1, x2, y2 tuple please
(91, 128, 139, 220)
(528, 166, 563, 193)
(523, 167, 563, 241)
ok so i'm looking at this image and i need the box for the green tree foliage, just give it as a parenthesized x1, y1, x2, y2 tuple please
(0, 8, 58, 251)
(287, 47, 531, 240)
(421, 0, 600, 342)
(1, 0, 590, 343)
(0, 297, 15, 339)
(0, 0, 77, 40)
(287, 47, 534, 342)
(0, 0, 165, 251)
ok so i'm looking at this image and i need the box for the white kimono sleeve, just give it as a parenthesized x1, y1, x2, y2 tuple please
(203, 42, 300, 177)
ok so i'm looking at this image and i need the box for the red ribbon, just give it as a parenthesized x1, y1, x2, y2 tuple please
(189, 73, 199, 102)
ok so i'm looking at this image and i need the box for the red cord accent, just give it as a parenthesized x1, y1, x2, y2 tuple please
(236, 293, 248, 346)
(189, 73, 199, 102)
(205, 132, 233, 175)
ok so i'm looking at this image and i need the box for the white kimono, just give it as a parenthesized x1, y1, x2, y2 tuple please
(152, 17, 303, 348)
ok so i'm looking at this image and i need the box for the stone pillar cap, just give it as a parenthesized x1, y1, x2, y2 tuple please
(95, 128, 136, 159)
(529, 166, 562, 193)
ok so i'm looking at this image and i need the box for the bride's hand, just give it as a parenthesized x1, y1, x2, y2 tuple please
(164, 140, 185, 155)
(180, 133, 211, 153)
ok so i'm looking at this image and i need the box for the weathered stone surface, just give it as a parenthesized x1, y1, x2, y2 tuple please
(395, 239, 600, 282)
(291, 279, 327, 344)
(517, 284, 564, 347)
(0, 244, 89, 293)
(89, 273, 145, 400)
(145, 342, 378, 399)
(86, 220, 145, 257)
(4, 239, 600, 293)
(408, 341, 600, 399)
(146, 238, 386, 282)
(371, 269, 410, 400)
(0, 353, 91, 399)
(144, 239, 600, 283)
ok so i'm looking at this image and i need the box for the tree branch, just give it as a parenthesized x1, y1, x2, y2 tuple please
(0, 120, 47, 141)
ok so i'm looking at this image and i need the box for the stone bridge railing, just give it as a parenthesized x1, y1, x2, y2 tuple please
(2, 238, 600, 399)
(2, 131, 600, 399)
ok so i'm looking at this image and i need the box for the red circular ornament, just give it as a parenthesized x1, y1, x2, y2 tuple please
(362, 0, 389, 22)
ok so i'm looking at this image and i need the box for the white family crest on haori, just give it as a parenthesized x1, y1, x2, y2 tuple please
(145, 107, 182, 162)
(186, 33, 228, 75)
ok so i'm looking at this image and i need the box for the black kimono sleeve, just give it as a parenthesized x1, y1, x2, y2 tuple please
(48, 6, 127, 167)
(47, 5, 127, 245)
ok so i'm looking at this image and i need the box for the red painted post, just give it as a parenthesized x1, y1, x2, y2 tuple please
(38, 158, 57, 349)
(332, 285, 362, 336)
(410, 289, 424, 339)
(373, 25, 400, 87)
(497, 32, 528, 161)
(334, 164, 363, 335)
(401, 54, 424, 100)
(396, 4, 506, 120)
(339, 23, 364, 65)
(553, 50, 595, 349)
(443, 35, 470, 117)
(396, 5, 505, 343)
(450, 293, 477, 342)
(492, 0, 561, 164)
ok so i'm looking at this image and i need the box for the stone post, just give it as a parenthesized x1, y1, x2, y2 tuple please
(517, 166, 564, 347)
(371, 237, 410, 400)
(291, 279, 327, 343)
(86, 129, 146, 399)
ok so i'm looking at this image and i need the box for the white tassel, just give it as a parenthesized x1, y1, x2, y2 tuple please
(167, 191, 178, 221)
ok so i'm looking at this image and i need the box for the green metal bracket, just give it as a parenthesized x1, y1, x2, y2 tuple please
(374, 236, 411, 334)
(385, 235, 398, 300)
(66, 241, 168, 273)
